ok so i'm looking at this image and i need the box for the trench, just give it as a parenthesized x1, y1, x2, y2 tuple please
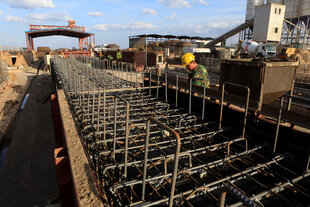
(0, 73, 36, 168)
(0, 110, 23, 168)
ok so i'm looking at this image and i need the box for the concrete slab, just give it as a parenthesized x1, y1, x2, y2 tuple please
(0, 72, 58, 206)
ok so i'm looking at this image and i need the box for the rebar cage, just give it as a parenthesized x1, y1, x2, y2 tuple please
(51, 55, 310, 207)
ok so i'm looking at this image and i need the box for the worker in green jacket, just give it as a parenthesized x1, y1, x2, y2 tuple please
(106, 55, 113, 61)
(105, 54, 113, 69)
(181, 53, 210, 88)
(116, 49, 122, 62)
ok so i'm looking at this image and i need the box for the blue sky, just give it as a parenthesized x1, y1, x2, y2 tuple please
(0, 0, 247, 49)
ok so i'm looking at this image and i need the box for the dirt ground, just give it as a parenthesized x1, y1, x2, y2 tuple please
(57, 89, 105, 207)
(0, 61, 106, 206)
(0, 71, 59, 206)
(0, 68, 37, 142)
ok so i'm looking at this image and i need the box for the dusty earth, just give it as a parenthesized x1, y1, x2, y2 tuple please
(1, 62, 106, 206)
(0, 70, 59, 206)
(0, 68, 37, 142)
(57, 89, 105, 207)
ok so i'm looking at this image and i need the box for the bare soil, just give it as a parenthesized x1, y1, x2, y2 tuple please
(0, 68, 37, 142)
(57, 90, 106, 207)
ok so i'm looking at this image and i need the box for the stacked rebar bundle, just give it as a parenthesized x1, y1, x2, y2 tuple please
(52, 56, 310, 207)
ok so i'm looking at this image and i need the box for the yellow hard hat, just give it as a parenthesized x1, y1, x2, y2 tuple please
(181, 53, 195, 67)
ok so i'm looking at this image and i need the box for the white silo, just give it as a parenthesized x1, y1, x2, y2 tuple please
(245, 0, 265, 21)
(267, 0, 285, 4)
(285, 0, 301, 19)
(301, 0, 310, 17)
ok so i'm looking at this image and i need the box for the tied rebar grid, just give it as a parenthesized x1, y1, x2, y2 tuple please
(52, 56, 310, 207)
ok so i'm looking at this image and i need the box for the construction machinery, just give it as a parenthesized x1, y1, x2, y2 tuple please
(278, 47, 297, 61)
(238, 40, 277, 58)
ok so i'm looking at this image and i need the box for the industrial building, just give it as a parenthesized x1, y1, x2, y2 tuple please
(244, 0, 310, 47)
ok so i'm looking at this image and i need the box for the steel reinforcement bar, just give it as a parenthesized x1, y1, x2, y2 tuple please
(51, 55, 310, 207)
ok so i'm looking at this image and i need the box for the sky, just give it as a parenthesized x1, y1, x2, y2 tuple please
(0, 0, 247, 49)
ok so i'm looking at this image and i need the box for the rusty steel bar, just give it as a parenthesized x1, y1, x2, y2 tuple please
(149, 72, 151, 95)
(113, 97, 117, 158)
(156, 73, 160, 99)
(130, 154, 288, 207)
(103, 88, 106, 140)
(164, 152, 191, 175)
(189, 78, 192, 114)
(51, 56, 309, 207)
(219, 83, 225, 130)
(273, 96, 284, 154)
(176, 75, 179, 108)
(227, 138, 248, 156)
(202, 79, 206, 121)
(142, 119, 151, 201)
(218, 192, 227, 207)
(148, 117, 181, 207)
(223, 183, 260, 207)
(165, 73, 168, 103)
(111, 145, 264, 192)
(219, 82, 250, 138)
(229, 171, 310, 207)
(116, 95, 130, 179)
